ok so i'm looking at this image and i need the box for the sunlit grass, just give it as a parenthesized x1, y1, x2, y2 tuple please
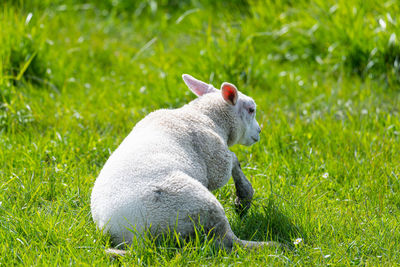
(1, 0, 399, 265)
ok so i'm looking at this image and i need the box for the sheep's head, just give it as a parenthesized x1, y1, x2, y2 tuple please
(182, 74, 261, 146)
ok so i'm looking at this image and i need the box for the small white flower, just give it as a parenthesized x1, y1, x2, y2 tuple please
(324, 254, 331, 258)
(25, 13, 33, 25)
(139, 86, 147, 93)
(379, 19, 386, 29)
(293, 238, 303, 245)
(322, 172, 329, 178)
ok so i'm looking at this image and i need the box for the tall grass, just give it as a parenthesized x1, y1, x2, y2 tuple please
(1, 0, 399, 265)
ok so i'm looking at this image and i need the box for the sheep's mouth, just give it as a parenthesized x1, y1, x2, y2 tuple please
(251, 136, 259, 142)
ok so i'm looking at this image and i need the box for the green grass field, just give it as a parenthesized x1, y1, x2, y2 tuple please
(1, 0, 399, 265)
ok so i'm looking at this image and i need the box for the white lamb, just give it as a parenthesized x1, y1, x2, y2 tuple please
(91, 74, 279, 253)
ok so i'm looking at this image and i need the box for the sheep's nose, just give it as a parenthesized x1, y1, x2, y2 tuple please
(257, 126, 261, 133)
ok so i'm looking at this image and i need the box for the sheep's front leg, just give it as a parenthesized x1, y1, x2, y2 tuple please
(231, 153, 254, 216)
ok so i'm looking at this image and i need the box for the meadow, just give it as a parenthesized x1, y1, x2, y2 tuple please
(1, 0, 399, 265)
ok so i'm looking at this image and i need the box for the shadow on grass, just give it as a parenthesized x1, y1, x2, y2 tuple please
(105, 197, 305, 263)
(231, 197, 305, 249)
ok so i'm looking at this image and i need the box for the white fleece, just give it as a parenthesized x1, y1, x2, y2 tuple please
(90, 75, 266, 249)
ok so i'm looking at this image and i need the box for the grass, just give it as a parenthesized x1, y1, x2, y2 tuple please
(1, 0, 399, 265)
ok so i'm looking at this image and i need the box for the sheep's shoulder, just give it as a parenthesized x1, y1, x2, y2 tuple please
(130, 108, 233, 190)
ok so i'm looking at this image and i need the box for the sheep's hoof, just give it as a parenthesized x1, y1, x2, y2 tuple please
(234, 197, 251, 216)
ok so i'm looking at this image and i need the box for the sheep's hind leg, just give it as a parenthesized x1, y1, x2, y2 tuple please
(105, 248, 127, 258)
(152, 172, 281, 251)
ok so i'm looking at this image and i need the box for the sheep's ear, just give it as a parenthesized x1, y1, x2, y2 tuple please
(182, 74, 216, 96)
(221, 82, 238, 105)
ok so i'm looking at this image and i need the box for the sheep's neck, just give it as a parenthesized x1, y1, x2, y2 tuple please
(188, 99, 237, 147)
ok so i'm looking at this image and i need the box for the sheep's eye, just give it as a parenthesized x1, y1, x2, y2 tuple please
(248, 107, 255, 114)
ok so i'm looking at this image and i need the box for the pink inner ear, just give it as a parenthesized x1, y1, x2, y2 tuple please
(222, 84, 238, 105)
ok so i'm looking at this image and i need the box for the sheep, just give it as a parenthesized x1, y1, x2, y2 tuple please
(90, 74, 280, 255)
